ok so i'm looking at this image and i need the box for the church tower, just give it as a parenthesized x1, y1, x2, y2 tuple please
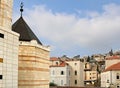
(12, 3, 50, 88)
(0, 0, 19, 88)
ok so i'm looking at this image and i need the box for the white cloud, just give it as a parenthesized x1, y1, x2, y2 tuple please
(13, 3, 120, 56)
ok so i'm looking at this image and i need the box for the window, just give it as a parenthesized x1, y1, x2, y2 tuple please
(117, 86, 120, 88)
(75, 70, 77, 75)
(52, 80, 54, 83)
(52, 70, 55, 75)
(0, 58, 3, 63)
(116, 73, 119, 79)
(75, 80, 77, 85)
(61, 71, 64, 75)
(56, 62, 58, 65)
(0, 33, 4, 38)
(61, 80, 63, 85)
(85, 63, 87, 68)
(75, 63, 77, 65)
(0, 75, 2, 79)
(69, 71, 70, 76)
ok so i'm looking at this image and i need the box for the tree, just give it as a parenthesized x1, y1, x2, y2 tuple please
(87, 56, 90, 62)
(49, 82, 57, 86)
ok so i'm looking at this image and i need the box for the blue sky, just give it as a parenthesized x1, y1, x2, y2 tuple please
(13, 0, 120, 57)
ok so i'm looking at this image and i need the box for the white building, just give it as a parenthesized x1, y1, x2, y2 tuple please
(50, 61, 71, 86)
(105, 55, 120, 68)
(50, 57, 84, 87)
(101, 62, 120, 88)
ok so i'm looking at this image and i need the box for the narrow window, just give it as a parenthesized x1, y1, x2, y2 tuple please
(75, 80, 77, 85)
(0, 58, 3, 63)
(69, 71, 70, 76)
(52, 70, 54, 75)
(52, 80, 54, 83)
(61, 80, 63, 85)
(116, 73, 119, 79)
(61, 71, 64, 75)
(0, 33, 4, 38)
(56, 62, 58, 65)
(85, 63, 87, 68)
(75, 70, 77, 75)
(0, 75, 2, 79)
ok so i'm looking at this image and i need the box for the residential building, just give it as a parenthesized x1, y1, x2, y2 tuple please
(12, 5, 50, 88)
(50, 57, 84, 87)
(84, 62, 98, 86)
(50, 61, 71, 86)
(66, 60, 84, 87)
(0, 0, 19, 88)
(105, 55, 120, 68)
(101, 62, 120, 88)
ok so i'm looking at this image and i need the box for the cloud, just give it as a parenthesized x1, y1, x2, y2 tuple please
(13, 3, 120, 56)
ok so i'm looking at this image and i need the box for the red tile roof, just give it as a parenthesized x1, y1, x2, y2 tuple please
(50, 57, 59, 61)
(104, 62, 120, 72)
(106, 55, 120, 60)
(50, 61, 68, 67)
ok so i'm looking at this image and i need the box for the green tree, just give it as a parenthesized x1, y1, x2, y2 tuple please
(49, 82, 57, 86)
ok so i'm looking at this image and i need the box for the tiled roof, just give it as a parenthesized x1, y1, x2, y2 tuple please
(50, 61, 68, 67)
(104, 62, 120, 72)
(50, 57, 59, 61)
(12, 16, 42, 45)
(106, 55, 120, 60)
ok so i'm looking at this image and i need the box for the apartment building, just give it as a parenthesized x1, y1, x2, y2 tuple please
(50, 61, 71, 86)
(101, 62, 120, 88)
(50, 57, 84, 87)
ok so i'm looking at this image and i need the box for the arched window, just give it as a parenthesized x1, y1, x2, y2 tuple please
(75, 80, 77, 85)
(61, 71, 64, 75)
(116, 73, 119, 79)
(75, 70, 77, 75)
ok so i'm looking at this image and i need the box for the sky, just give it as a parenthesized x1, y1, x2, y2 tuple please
(13, 0, 120, 57)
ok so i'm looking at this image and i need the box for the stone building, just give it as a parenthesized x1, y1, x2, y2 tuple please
(101, 62, 120, 88)
(0, 0, 19, 88)
(12, 4, 50, 88)
(50, 57, 84, 87)
(50, 60, 71, 86)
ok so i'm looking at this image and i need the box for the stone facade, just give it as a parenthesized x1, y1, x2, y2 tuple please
(18, 40, 50, 88)
(0, 0, 19, 88)
(66, 60, 84, 87)
(50, 57, 84, 87)
(50, 63, 71, 86)
(0, 0, 13, 30)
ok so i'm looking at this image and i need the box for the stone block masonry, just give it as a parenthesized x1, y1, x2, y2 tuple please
(18, 41, 50, 88)
(0, 0, 19, 88)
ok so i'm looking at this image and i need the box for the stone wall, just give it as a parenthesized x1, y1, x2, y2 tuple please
(0, 0, 19, 88)
(0, 0, 13, 30)
(18, 41, 50, 88)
